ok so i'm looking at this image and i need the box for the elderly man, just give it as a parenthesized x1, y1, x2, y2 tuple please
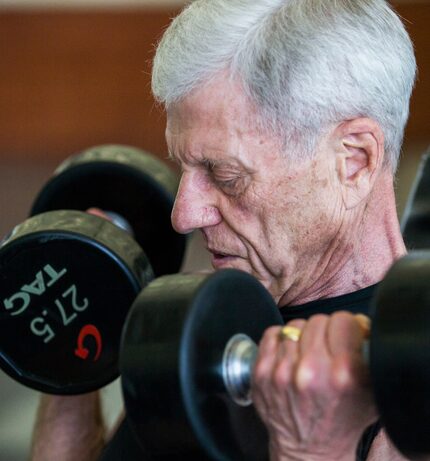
(30, 0, 417, 460)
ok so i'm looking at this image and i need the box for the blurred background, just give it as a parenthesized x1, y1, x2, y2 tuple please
(0, 0, 428, 460)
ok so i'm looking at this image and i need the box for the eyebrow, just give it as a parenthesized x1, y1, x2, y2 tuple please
(167, 150, 227, 168)
(168, 148, 242, 169)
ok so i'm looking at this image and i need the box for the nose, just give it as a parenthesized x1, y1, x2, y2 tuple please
(171, 172, 222, 234)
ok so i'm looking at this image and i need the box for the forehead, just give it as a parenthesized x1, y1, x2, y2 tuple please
(166, 75, 264, 155)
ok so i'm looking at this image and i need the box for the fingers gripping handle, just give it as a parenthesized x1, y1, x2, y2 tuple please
(222, 332, 371, 407)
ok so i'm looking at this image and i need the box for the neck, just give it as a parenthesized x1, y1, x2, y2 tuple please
(279, 172, 406, 306)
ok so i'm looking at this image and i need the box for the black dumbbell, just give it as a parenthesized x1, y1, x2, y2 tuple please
(0, 144, 186, 395)
(119, 252, 430, 461)
(401, 150, 430, 249)
(121, 269, 281, 460)
(31, 144, 185, 277)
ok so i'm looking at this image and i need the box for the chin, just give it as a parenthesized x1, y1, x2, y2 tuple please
(211, 255, 245, 270)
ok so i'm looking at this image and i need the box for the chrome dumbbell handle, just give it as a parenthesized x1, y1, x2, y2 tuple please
(222, 333, 371, 407)
(222, 334, 258, 406)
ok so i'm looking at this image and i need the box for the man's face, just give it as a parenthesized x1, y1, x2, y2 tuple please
(166, 76, 346, 305)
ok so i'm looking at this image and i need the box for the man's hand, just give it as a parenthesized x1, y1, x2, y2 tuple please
(252, 312, 377, 461)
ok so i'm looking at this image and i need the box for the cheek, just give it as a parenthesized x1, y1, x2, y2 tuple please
(287, 196, 341, 252)
(220, 192, 271, 248)
(223, 182, 264, 223)
(239, 197, 290, 255)
(267, 180, 338, 247)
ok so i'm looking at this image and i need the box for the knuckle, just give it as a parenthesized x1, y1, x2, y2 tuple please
(262, 325, 281, 341)
(272, 357, 292, 391)
(331, 310, 355, 325)
(252, 359, 269, 385)
(269, 325, 283, 336)
(294, 356, 318, 392)
(285, 318, 306, 328)
(330, 356, 356, 393)
(307, 313, 329, 328)
(312, 313, 330, 322)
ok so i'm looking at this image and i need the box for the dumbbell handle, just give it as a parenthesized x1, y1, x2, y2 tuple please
(222, 333, 370, 407)
(103, 211, 134, 236)
(88, 208, 134, 237)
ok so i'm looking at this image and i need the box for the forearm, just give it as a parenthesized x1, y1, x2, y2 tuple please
(30, 392, 105, 461)
(366, 429, 410, 461)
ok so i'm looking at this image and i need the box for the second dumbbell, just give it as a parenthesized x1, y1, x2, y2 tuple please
(0, 145, 186, 394)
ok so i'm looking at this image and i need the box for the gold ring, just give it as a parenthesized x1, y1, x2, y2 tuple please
(279, 325, 302, 342)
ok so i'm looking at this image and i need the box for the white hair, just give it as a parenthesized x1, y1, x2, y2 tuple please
(152, 0, 416, 172)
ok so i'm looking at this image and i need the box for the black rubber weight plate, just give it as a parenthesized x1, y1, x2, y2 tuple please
(370, 251, 430, 459)
(0, 211, 151, 393)
(121, 269, 283, 461)
(31, 146, 186, 276)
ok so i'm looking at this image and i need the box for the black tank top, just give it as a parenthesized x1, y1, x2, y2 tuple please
(279, 284, 381, 461)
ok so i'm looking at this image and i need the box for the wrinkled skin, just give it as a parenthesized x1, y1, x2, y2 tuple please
(252, 314, 376, 461)
(30, 74, 409, 461)
(167, 75, 399, 307)
(167, 74, 407, 460)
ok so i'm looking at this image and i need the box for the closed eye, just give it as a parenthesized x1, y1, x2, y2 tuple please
(212, 173, 247, 196)
(217, 177, 240, 189)
(202, 158, 250, 195)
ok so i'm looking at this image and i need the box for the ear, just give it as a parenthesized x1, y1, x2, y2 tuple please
(334, 118, 384, 210)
